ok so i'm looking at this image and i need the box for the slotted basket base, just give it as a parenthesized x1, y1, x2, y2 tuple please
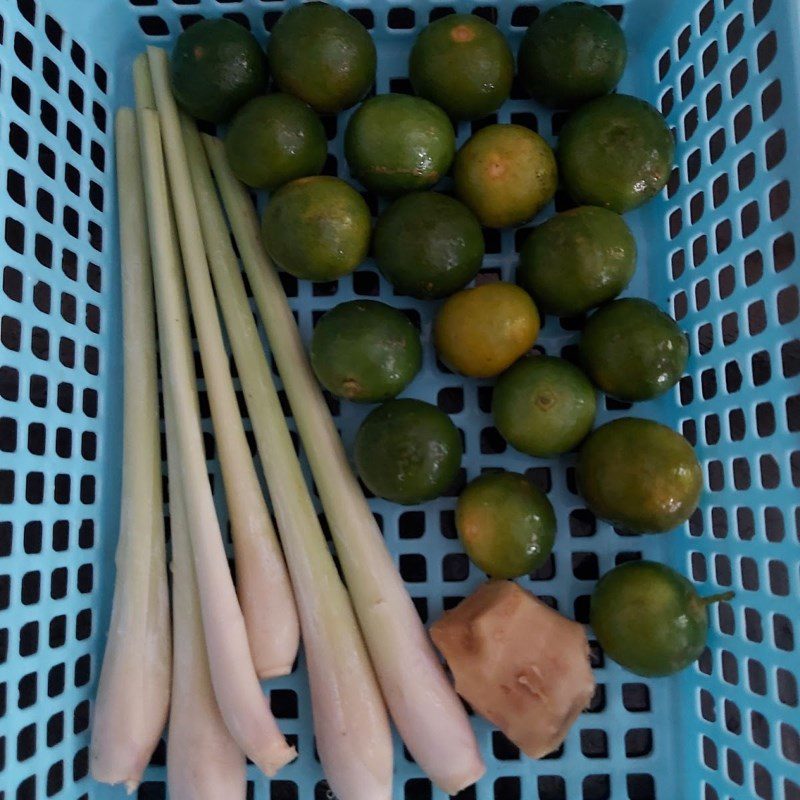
(0, 1, 798, 799)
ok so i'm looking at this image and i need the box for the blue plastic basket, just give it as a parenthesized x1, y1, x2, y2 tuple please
(1, 0, 798, 798)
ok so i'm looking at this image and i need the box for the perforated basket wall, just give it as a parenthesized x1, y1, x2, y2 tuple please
(0, 0, 798, 798)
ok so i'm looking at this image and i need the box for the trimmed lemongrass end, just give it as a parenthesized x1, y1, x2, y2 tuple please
(205, 135, 486, 794)
(89, 108, 171, 792)
(197, 131, 394, 800)
(137, 93, 294, 776)
(133, 52, 156, 110)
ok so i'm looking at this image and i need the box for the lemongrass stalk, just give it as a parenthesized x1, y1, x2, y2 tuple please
(133, 55, 245, 799)
(206, 136, 486, 794)
(164, 362, 246, 800)
(138, 51, 299, 680)
(137, 105, 295, 776)
(181, 120, 393, 800)
(90, 108, 171, 793)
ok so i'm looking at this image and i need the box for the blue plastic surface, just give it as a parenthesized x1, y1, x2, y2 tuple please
(1, 1, 798, 798)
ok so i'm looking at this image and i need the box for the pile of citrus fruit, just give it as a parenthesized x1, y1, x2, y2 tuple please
(170, 1, 719, 678)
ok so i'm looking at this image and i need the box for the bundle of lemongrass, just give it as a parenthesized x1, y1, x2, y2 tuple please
(90, 47, 483, 800)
